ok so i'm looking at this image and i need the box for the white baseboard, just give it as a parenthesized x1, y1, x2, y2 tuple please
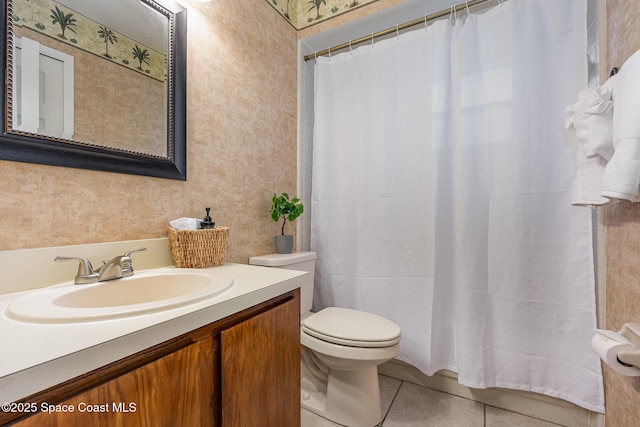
(379, 359, 604, 427)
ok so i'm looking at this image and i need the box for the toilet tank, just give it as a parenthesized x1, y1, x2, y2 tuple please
(248, 251, 317, 315)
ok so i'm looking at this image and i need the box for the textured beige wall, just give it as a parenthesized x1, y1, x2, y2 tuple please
(604, 0, 640, 426)
(0, 0, 298, 264)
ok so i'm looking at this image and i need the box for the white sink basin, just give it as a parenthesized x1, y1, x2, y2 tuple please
(6, 269, 234, 323)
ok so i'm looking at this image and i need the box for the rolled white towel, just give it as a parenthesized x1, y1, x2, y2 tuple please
(602, 49, 640, 201)
(601, 139, 640, 202)
(571, 147, 610, 206)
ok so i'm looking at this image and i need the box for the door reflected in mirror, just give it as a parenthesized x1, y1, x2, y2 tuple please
(13, 36, 74, 139)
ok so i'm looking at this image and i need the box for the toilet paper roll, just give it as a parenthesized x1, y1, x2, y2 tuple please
(591, 333, 640, 376)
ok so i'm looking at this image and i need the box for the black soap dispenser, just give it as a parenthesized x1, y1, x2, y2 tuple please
(201, 207, 215, 229)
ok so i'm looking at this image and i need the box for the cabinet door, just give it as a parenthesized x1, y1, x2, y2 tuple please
(14, 336, 218, 427)
(221, 297, 300, 427)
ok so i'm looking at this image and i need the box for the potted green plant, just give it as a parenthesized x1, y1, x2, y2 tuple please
(270, 192, 304, 254)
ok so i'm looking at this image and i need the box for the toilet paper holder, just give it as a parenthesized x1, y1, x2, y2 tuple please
(595, 323, 640, 368)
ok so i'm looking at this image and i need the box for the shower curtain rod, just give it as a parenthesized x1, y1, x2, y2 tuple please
(303, 0, 494, 61)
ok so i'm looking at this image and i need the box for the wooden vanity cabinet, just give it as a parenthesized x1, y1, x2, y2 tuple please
(221, 291, 300, 427)
(4, 289, 300, 427)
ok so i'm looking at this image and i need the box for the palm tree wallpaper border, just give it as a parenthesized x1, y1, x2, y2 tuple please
(14, 0, 166, 82)
(268, 0, 379, 29)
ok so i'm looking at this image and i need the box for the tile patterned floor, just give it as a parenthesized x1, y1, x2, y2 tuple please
(301, 375, 564, 427)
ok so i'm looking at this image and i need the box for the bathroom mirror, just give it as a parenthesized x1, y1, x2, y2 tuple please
(0, 0, 187, 180)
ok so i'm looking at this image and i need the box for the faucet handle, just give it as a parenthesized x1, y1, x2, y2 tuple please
(54, 256, 99, 284)
(120, 247, 147, 276)
(124, 248, 147, 257)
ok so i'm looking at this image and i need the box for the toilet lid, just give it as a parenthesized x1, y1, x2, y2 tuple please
(302, 307, 401, 348)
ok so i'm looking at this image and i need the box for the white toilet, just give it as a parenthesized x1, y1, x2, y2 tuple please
(249, 251, 401, 427)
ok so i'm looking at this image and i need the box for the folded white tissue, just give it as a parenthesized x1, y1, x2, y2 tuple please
(592, 327, 640, 376)
(169, 217, 202, 230)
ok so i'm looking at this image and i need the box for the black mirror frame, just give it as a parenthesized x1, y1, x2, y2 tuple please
(0, 0, 187, 180)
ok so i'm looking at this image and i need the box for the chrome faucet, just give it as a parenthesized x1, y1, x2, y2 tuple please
(55, 248, 147, 284)
(95, 248, 147, 281)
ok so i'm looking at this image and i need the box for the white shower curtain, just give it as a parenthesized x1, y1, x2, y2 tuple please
(311, 0, 604, 412)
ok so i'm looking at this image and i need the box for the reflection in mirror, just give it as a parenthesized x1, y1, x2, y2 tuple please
(13, 0, 168, 156)
(0, 0, 187, 180)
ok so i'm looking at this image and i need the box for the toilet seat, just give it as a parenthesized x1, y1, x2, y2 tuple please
(302, 307, 401, 348)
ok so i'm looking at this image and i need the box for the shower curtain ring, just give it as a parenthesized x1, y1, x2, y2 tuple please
(328, 46, 331, 58)
(396, 24, 400, 40)
(465, 1, 470, 16)
(349, 40, 353, 54)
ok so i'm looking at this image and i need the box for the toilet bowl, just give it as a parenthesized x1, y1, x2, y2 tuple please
(249, 252, 401, 427)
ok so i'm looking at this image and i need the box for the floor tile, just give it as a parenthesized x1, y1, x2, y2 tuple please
(381, 382, 484, 427)
(379, 374, 402, 417)
(302, 408, 343, 427)
(485, 406, 564, 427)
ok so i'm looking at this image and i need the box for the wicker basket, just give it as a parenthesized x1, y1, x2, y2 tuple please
(168, 226, 229, 268)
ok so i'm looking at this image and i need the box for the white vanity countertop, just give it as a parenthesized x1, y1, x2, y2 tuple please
(0, 263, 305, 403)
